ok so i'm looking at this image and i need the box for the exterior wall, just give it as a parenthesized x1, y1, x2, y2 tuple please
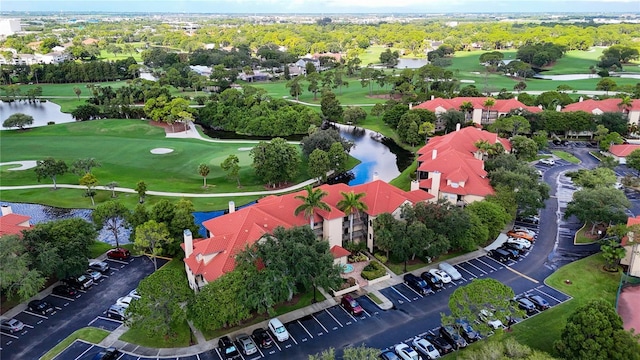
(185, 264, 201, 291)
(463, 194, 485, 204)
(366, 215, 376, 252)
(629, 244, 640, 278)
(439, 192, 458, 204)
(323, 217, 344, 249)
(629, 111, 640, 126)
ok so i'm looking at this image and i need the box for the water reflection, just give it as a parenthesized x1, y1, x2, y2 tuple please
(0, 101, 75, 129)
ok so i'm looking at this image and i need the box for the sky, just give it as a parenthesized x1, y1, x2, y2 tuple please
(1, 0, 639, 14)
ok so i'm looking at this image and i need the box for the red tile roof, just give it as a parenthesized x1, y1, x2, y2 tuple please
(416, 127, 503, 198)
(413, 97, 542, 114)
(184, 181, 433, 282)
(623, 215, 640, 246)
(330, 245, 351, 259)
(0, 213, 32, 237)
(562, 98, 640, 113)
(609, 144, 640, 158)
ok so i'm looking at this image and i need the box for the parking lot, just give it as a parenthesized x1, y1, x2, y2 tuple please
(2, 255, 167, 360)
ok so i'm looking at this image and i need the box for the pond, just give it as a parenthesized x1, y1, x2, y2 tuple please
(0, 101, 75, 129)
(396, 58, 428, 69)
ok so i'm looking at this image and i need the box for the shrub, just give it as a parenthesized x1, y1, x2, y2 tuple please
(361, 261, 387, 280)
(374, 253, 388, 264)
(348, 252, 369, 263)
(47, 121, 55, 125)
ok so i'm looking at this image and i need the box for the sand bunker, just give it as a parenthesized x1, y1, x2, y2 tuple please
(237, 147, 254, 151)
(0, 160, 38, 170)
(150, 148, 174, 154)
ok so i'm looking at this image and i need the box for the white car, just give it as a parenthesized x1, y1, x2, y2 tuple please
(128, 289, 141, 300)
(395, 343, 420, 360)
(429, 269, 452, 284)
(268, 318, 290, 342)
(438, 262, 462, 281)
(412, 337, 440, 359)
(479, 309, 505, 330)
(512, 227, 536, 237)
(539, 158, 555, 166)
(507, 237, 532, 249)
(116, 296, 134, 308)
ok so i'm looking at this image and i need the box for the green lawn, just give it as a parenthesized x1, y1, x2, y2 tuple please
(0, 119, 313, 211)
(574, 223, 600, 244)
(41, 327, 110, 360)
(551, 150, 580, 164)
(389, 159, 417, 191)
(120, 319, 192, 348)
(15, 81, 130, 97)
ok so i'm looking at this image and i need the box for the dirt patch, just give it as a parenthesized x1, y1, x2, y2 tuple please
(149, 120, 189, 133)
(367, 94, 403, 100)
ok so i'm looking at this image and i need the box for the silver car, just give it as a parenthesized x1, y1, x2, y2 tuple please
(1, 318, 25, 333)
(236, 333, 257, 355)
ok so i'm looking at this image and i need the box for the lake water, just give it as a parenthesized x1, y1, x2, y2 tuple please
(0, 101, 75, 129)
(396, 58, 428, 69)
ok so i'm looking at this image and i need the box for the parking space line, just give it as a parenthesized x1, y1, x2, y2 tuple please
(482, 255, 506, 268)
(402, 283, 424, 298)
(455, 264, 477, 278)
(214, 348, 224, 359)
(23, 323, 33, 328)
(107, 259, 129, 265)
(74, 345, 94, 360)
(23, 310, 48, 319)
(289, 332, 298, 345)
(475, 258, 497, 271)
(465, 261, 487, 275)
(0, 331, 19, 339)
(534, 288, 563, 303)
(268, 332, 281, 351)
(339, 306, 358, 322)
(50, 294, 75, 301)
(391, 286, 412, 303)
(297, 320, 313, 339)
(323, 309, 342, 328)
(504, 266, 539, 284)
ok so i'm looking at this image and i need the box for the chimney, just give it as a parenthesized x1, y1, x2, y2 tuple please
(431, 95, 435, 100)
(430, 171, 441, 199)
(432, 149, 437, 160)
(410, 179, 420, 191)
(228, 200, 235, 213)
(538, 105, 543, 109)
(1, 205, 12, 216)
(372, 172, 380, 182)
(514, 95, 518, 101)
(579, 96, 584, 102)
(409, 103, 413, 110)
(556, 104, 562, 112)
(183, 229, 193, 258)
(456, 123, 461, 132)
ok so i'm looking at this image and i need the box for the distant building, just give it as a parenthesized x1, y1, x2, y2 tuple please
(0, 19, 21, 36)
(607, 144, 640, 164)
(621, 215, 640, 278)
(189, 65, 212, 77)
(562, 98, 640, 126)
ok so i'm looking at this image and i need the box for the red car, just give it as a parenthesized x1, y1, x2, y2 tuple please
(107, 248, 130, 260)
(341, 294, 364, 316)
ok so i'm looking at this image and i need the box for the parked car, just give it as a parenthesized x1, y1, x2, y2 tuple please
(394, 343, 420, 360)
(236, 333, 257, 356)
(52, 284, 78, 297)
(0, 318, 25, 333)
(429, 269, 452, 284)
(88, 261, 110, 273)
(438, 262, 462, 281)
(420, 272, 444, 291)
(92, 348, 120, 360)
(506, 230, 534, 241)
(128, 289, 141, 300)
(478, 309, 505, 330)
(527, 294, 550, 310)
(423, 334, 453, 355)
(86, 269, 102, 282)
(488, 248, 511, 263)
(512, 227, 536, 237)
(268, 317, 290, 342)
(514, 296, 537, 315)
(506, 237, 532, 249)
(454, 319, 481, 343)
(341, 294, 364, 315)
(539, 158, 555, 166)
(502, 241, 527, 255)
(403, 273, 430, 295)
(516, 213, 540, 224)
(63, 274, 93, 290)
(498, 246, 521, 260)
(27, 299, 54, 315)
(439, 325, 467, 349)
(379, 350, 401, 360)
(106, 304, 126, 321)
(412, 336, 440, 359)
(116, 296, 135, 308)
(252, 327, 273, 349)
(107, 248, 130, 260)
(218, 335, 241, 360)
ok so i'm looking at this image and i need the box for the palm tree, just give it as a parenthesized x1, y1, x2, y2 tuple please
(618, 96, 633, 116)
(459, 101, 474, 122)
(483, 98, 496, 124)
(294, 185, 330, 230)
(474, 139, 492, 159)
(336, 192, 369, 243)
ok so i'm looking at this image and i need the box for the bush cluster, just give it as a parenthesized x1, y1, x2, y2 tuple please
(361, 261, 387, 280)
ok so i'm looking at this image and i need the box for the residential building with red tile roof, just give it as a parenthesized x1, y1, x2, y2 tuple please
(0, 205, 32, 238)
(606, 144, 640, 164)
(412, 97, 542, 127)
(621, 215, 640, 277)
(412, 126, 510, 205)
(182, 180, 433, 291)
(562, 98, 640, 126)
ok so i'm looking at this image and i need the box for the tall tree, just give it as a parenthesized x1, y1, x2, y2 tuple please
(555, 299, 640, 360)
(320, 90, 343, 122)
(220, 154, 241, 187)
(134, 220, 170, 271)
(286, 76, 303, 101)
(0, 235, 46, 301)
(198, 164, 210, 187)
(294, 185, 331, 229)
(34, 157, 68, 190)
(135, 180, 147, 203)
(73, 87, 81, 99)
(564, 187, 630, 234)
(600, 239, 627, 271)
(626, 149, 640, 173)
(327, 142, 348, 174)
(92, 201, 131, 248)
(250, 138, 300, 187)
(71, 158, 101, 176)
(336, 191, 369, 243)
(483, 98, 496, 124)
(3, 113, 34, 130)
(308, 149, 331, 182)
(79, 173, 98, 206)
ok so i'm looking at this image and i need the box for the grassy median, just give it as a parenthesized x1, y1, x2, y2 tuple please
(40, 327, 110, 360)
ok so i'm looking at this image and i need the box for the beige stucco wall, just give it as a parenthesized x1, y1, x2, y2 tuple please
(323, 217, 344, 249)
